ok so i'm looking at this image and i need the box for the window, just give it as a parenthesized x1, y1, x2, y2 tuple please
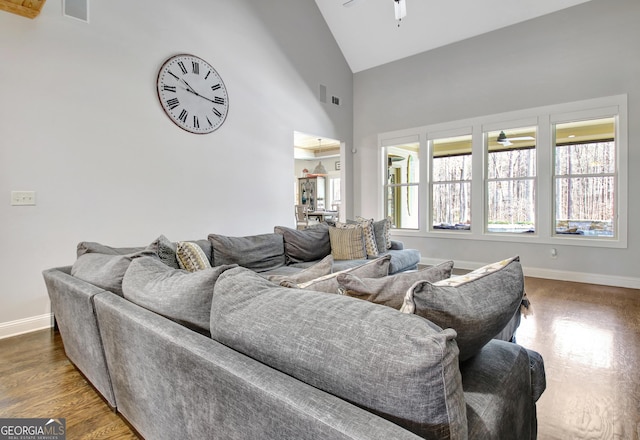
(377, 94, 627, 248)
(485, 127, 537, 234)
(384, 143, 419, 229)
(431, 134, 472, 231)
(553, 117, 616, 238)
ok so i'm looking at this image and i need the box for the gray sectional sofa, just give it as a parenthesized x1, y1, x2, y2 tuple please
(43, 225, 545, 440)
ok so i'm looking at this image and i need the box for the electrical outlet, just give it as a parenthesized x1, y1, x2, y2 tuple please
(550, 248, 558, 259)
(11, 191, 36, 206)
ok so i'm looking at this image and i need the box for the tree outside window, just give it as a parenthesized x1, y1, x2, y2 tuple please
(486, 127, 537, 234)
(431, 134, 472, 231)
(554, 117, 616, 238)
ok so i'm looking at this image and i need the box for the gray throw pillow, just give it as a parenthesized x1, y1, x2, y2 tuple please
(210, 266, 467, 440)
(146, 234, 181, 268)
(122, 256, 236, 334)
(372, 217, 392, 251)
(146, 236, 213, 269)
(401, 256, 524, 361)
(208, 233, 285, 273)
(274, 224, 331, 264)
(337, 260, 454, 309)
(280, 255, 391, 294)
(266, 255, 333, 285)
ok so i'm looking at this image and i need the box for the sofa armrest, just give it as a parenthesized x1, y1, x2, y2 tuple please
(42, 267, 116, 408)
(389, 240, 404, 250)
(460, 339, 542, 440)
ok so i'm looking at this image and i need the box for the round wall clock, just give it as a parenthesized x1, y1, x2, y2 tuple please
(156, 54, 229, 134)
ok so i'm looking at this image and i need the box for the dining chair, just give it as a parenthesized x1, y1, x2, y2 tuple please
(295, 204, 311, 230)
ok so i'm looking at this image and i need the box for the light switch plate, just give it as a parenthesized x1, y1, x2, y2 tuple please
(11, 191, 36, 206)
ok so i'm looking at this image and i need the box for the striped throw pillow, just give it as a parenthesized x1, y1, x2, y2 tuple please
(329, 226, 366, 260)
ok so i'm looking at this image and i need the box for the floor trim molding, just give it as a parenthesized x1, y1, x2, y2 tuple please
(0, 313, 53, 340)
(421, 257, 640, 290)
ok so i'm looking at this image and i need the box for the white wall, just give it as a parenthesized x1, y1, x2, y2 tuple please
(353, 0, 640, 286)
(0, 0, 353, 334)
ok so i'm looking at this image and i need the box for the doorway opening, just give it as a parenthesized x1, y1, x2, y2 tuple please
(294, 131, 344, 223)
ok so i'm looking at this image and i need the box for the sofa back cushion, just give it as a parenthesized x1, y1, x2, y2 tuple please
(274, 224, 331, 264)
(122, 256, 236, 334)
(337, 260, 454, 309)
(208, 233, 285, 273)
(280, 255, 391, 294)
(401, 256, 524, 361)
(71, 249, 154, 296)
(210, 267, 468, 439)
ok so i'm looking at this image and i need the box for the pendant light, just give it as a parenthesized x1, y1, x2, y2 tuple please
(312, 139, 328, 175)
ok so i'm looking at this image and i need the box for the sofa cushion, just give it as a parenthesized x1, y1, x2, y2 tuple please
(338, 260, 454, 309)
(122, 256, 236, 334)
(401, 256, 524, 361)
(281, 255, 391, 294)
(385, 248, 421, 274)
(265, 255, 333, 285)
(176, 241, 211, 272)
(208, 233, 285, 273)
(76, 241, 145, 257)
(71, 249, 154, 296)
(328, 226, 366, 260)
(273, 224, 331, 264)
(210, 266, 468, 439)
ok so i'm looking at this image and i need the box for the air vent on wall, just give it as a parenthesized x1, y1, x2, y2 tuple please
(63, 0, 88, 22)
(319, 84, 327, 104)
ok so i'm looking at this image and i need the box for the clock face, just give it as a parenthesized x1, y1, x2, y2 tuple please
(156, 54, 229, 134)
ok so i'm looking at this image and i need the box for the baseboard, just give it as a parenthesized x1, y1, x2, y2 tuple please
(421, 257, 640, 290)
(0, 313, 53, 340)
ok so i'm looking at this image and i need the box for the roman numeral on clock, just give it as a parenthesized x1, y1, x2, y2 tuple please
(205, 71, 211, 80)
(211, 84, 221, 91)
(192, 61, 199, 75)
(163, 85, 176, 92)
(193, 115, 200, 129)
(212, 108, 222, 118)
(178, 61, 188, 75)
(178, 109, 188, 123)
(214, 97, 225, 105)
(166, 97, 180, 110)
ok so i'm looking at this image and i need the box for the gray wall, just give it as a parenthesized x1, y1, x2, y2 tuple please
(0, 0, 353, 333)
(353, 0, 640, 285)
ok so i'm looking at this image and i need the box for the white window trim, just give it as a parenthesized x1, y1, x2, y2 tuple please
(377, 94, 628, 249)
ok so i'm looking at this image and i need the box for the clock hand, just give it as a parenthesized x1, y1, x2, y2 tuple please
(180, 78, 200, 95)
(179, 78, 221, 105)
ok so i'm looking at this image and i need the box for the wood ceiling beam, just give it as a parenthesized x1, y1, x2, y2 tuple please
(0, 0, 46, 19)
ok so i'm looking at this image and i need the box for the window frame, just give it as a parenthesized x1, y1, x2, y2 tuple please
(381, 135, 422, 230)
(428, 127, 474, 232)
(377, 95, 628, 249)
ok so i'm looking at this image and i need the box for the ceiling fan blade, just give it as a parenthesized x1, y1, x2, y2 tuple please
(508, 136, 535, 141)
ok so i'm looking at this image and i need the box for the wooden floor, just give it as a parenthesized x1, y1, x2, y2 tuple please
(0, 276, 638, 440)
(0, 329, 138, 439)
(518, 277, 640, 440)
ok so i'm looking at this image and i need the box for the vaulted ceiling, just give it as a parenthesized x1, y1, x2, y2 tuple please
(315, 0, 593, 73)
